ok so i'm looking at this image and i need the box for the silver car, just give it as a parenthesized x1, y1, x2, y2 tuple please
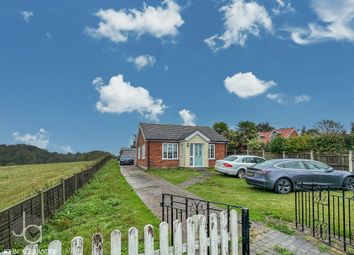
(215, 155, 266, 178)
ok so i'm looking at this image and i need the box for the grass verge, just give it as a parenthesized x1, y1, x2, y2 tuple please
(147, 168, 203, 185)
(0, 161, 95, 210)
(40, 160, 159, 255)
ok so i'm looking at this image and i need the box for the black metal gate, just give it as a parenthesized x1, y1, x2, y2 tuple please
(160, 193, 250, 255)
(295, 183, 354, 252)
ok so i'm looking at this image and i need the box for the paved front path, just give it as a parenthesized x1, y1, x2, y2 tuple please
(121, 166, 337, 255)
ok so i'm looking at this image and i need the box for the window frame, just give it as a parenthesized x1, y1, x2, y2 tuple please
(142, 144, 145, 160)
(208, 144, 215, 159)
(162, 143, 179, 160)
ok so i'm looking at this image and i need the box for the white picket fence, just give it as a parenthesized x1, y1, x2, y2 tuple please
(2, 210, 240, 255)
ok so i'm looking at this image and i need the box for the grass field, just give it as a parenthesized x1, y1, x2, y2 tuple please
(0, 161, 95, 210)
(40, 160, 159, 255)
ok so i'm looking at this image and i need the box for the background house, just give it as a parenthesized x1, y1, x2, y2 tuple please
(136, 123, 228, 169)
(258, 128, 298, 143)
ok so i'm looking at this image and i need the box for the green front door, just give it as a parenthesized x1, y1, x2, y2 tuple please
(194, 144, 203, 167)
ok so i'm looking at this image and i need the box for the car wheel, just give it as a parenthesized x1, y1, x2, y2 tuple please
(237, 169, 245, 179)
(275, 178, 292, 194)
(343, 177, 354, 190)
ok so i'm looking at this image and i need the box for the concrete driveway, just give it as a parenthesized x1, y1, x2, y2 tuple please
(120, 165, 200, 219)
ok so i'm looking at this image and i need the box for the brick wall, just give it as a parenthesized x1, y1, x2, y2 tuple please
(209, 143, 227, 167)
(148, 141, 179, 168)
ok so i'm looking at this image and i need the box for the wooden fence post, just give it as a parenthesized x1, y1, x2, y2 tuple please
(159, 223, 168, 255)
(282, 151, 286, 159)
(74, 174, 78, 192)
(246, 150, 249, 155)
(262, 149, 265, 159)
(349, 150, 353, 172)
(62, 179, 66, 203)
(7, 210, 12, 249)
(111, 230, 121, 255)
(40, 190, 45, 226)
(128, 227, 138, 255)
(310, 150, 314, 161)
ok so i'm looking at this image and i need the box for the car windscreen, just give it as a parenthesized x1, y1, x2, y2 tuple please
(224, 155, 238, 162)
(121, 157, 133, 160)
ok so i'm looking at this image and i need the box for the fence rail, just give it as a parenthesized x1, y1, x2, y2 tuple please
(227, 150, 353, 171)
(295, 183, 354, 252)
(1, 211, 240, 255)
(0, 156, 111, 250)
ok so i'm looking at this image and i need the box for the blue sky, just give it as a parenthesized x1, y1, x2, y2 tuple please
(1, 0, 354, 154)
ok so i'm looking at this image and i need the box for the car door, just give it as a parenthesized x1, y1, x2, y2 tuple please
(280, 160, 314, 186)
(241, 157, 255, 168)
(304, 161, 339, 187)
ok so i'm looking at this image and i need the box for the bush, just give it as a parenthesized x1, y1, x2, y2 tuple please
(308, 134, 346, 152)
(247, 139, 266, 151)
(268, 137, 288, 153)
(285, 135, 311, 152)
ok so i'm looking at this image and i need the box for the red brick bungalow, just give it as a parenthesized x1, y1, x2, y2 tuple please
(136, 123, 228, 169)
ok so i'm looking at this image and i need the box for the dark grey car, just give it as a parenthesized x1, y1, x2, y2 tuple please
(245, 159, 354, 194)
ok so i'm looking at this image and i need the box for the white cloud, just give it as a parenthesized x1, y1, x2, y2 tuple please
(267, 93, 287, 104)
(13, 128, 49, 149)
(92, 76, 104, 88)
(294, 94, 311, 103)
(85, 0, 184, 43)
(205, 0, 272, 51)
(94, 74, 166, 121)
(179, 109, 196, 126)
(61, 145, 74, 154)
(224, 72, 275, 98)
(272, 0, 294, 15)
(21, 11, 34, 23)
(128, 55, 156, 70)
(288, 0, 354, 45)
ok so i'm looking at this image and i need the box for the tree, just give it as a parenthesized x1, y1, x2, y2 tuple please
(235, 121, 258, 145)
(314, 120, 346, 135)
(130, 134, 137, 148)
(247, 139, 266, 151)
(351, 122, 354, 134)
(212, 122, 230, 136)
(308, 134, 346, 152)
(256, 122, 274, 132)
(285, 135, 311, 152)
(268, 137, 288, 153)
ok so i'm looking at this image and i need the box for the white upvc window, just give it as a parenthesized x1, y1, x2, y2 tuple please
(138, 146, 141, 159)
(162, 143, 178, 160)
(142, 144, 145, 159)
(208, 144, 215, 159)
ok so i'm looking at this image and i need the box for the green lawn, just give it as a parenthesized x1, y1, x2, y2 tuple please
(40, 160, 159, 255)
(150, 168, 295, 224)
(147, 168, 203, 185)
(0, 161, 96, 210)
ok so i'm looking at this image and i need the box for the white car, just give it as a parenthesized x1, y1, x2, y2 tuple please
(215, 155, 266, 178)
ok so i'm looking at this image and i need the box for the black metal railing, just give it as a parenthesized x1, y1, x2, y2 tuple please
(295, 183, 354, 252)
(161, 193, 250, 255)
